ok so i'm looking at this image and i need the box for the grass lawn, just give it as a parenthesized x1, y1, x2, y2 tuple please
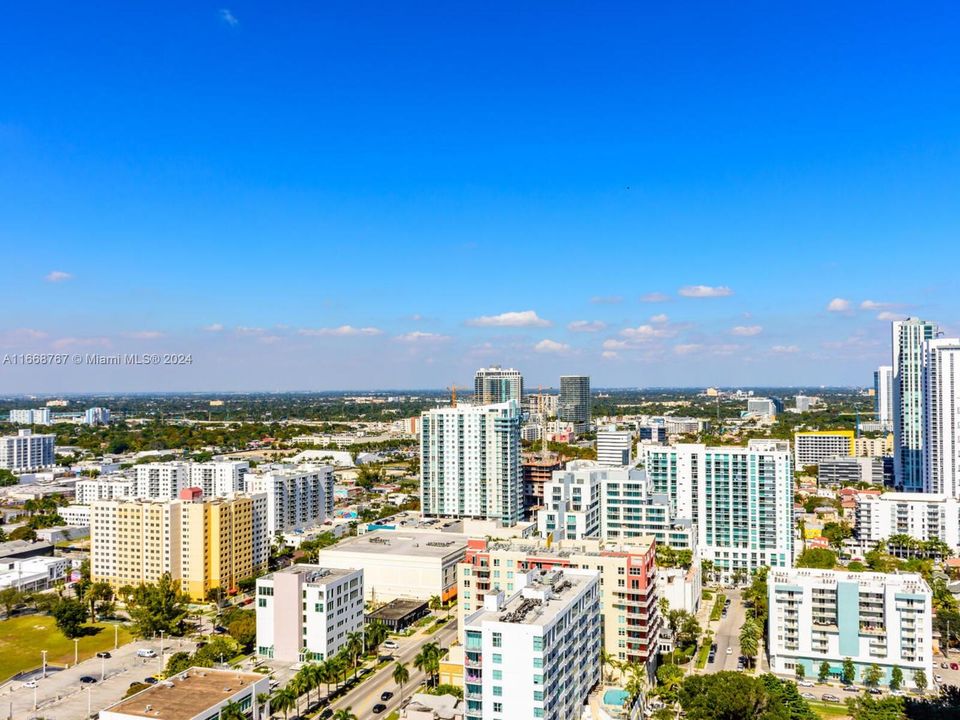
(709, 594, 727, 622)
(0, 615, 133, 681)
(808, 701, 851, 719)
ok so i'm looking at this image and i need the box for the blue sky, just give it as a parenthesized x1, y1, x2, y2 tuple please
(1, 2, 959, 392)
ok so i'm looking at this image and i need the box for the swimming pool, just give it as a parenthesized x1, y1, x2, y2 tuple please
(603, 689, 630, 707)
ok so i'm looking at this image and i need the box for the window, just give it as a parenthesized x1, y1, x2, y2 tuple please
(533, 636, 544, 651)
(492, 669, 502, 680)
(493, 702, 503, 713)
(492, 653, 502, 664)
(493, 686, 502, 697)
(533, 657, 543, 668)
(258, 598, 267, 608)
(492, 632, 502, 648)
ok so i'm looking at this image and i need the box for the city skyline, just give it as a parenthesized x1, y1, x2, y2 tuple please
(2, 4, 960, 391)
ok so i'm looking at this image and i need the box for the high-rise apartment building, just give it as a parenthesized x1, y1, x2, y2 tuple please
(84, 407, 111, 426)
(256, 565, 364, 662)
(463, 568, 602, 720)
(558, 375, 591, 433)
(90, 493, 268, 600)
(458, 537, 660, 672)
(599, 466, 697, 551)
(793, 430, 855, 469)
(521, 452, 562, 513)
(420, 400, 523, 526)
(854, 491, 960, 551)
(892, 318, 938, 491)
(135, 462, 190, 499)
(643, 442, 794, 580)
(8, 408, 51, 425)
(922, 338, 960, 496)
(474, 366, 523, 405)
(536, 462, 602, 540)
(596, 428, 633, 467)
(190, 461, 250, 497)
(76, 477, 136, 504)
(767, 568, 932, 688)
(875, 365, 894, 430)
(243, 464, 335, 537)
(0, 429, 55, 473)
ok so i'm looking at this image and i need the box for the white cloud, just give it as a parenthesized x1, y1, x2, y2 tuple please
(126, 331, 163, 340)
(590, 295, 623, 305)
(861, 300, 901, 311)
(649, 314, 669, 324)
(876, 311, 900, 321)
(673, 343, 703, 355)
(601, 351, 619, 360)
(395, 331, 450, 343)
(44, 270, 72, 283)
(620, 324, 675, 340)
(678, 285, 733, 298)
(298, 325, 383, 337)
(640, 292, 670, 303)
(466, 310, 550, 328)
(567, 320, 606, 333)
(534, 339, 570, 354)
(236, 326, 266, 336)
(51, 336, 111, 350)
(731, 325, 763, 337)
(220, 8, 239, 25)
(827, 298, 852, 312)
(203, 323, 224, 332)
(602, 339, 629, 350)
(771, 345, 800, 354)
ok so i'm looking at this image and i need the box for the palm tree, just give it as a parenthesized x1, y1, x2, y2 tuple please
(256, 691, 271, 720)
(345, 631, 365, 677)
(288, 674, 307, 717)
(428, 595, 442, 614)
(332, 709, 358, 720)
(393, 661, 410, 699)
(414, 642, 441, 687)
(295, 664, 317, 710)
(271, 687, 295, 720)
(218, 700, 245, 720)
(600, 648, 615, 682)
(318, 659, 337, 696)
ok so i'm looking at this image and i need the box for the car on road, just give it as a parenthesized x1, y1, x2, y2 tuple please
(144, 677, 159, 685)
(80, 676, 97, 684)
(822, 694, 840, 702)
(941, 662, 949, 669)
(380, 691, 394, 701)
(800, 692, 816, 700)
(952, 663, 959, 671)
(721, 609, 728, 618)
(842, 686, 858, 693)
(137, 649, 157, 658)
(22, 681, 38, 689)
(383, 640, 399, 650)
(372, 703, 387, 714)
(798, 680, 814, 687)
(726, 647, 733, 654)
(96, 651, 111, 659)
(707, 654, 715, 663)
(936, 674, 944, 683)
(214, 625, 227, 634)
(711, 643, 717, 651)
(868, 688, 882, 695)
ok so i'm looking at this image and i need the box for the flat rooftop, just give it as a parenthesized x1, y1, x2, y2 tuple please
(467, 569, 597, 628)
(265, 564, 358, 585)
(104, 667, 263, 720)
(321, 530, 467, 557)
(367, 598, 428, 621)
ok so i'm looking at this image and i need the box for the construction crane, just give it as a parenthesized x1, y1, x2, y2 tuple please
(446, 384, 457, 408)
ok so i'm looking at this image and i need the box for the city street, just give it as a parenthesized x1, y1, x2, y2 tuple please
(704, 590, 745, 672)
(0, 636, 196, 720)
(324, 620, 458, 720)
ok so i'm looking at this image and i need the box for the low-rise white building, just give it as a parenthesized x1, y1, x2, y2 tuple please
(256, 565, 364, 663)
(463, 568, 602, 720)
(75, 477, 135, 504)
(8, 408, 51, 425)
(0, 556, 70, 592)
(316, 531, 466, 603)
(854, 491, 960, 551)
(60, 504, 91, 526)
(135, 462, 190, 499)
(767, 568, 932, 688)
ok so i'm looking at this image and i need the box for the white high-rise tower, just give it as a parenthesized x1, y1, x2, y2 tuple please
(892, 318, 938, 491)
(922, 338, 960, 495)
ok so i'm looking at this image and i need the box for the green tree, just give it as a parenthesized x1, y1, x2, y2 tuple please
(818, 661, 831, 683)
(739, 618, 761, 666)
(913, 668, 927, 693)
(332, 710, 358, 720)
(271, 686, 295, 720)
(0, 587, 23, 618)
(52, 597, 88, 638)
(8, 525, 36, 541)
(796, 548, 838, 569)
(795, 664, 805, 681)
(84, 581, 113, 621)
(844, 695, 905, 720)
(0, 469, 17, 487)
(863, 664, 884, 689)
(678, 672, 803, 720)
(841, 657, 856, 686)
(165, 651, 193, 676)
(127, 573, 189, 638)
(218, 699, 245, 720)
(393, 661, 410, 698)
(889, 666, 903, 691)
(226, 610, 257, 651)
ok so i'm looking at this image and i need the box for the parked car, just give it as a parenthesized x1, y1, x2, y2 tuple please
(22, 681, 38, 689)
(798, 680, 815, 688)
(936, 674, 944, 684)
(842, 686, 859, 693)
(951, 663, 959, 671)
(144, 677, 159, 685)
(136, 649, 157, 658)
(380, 691, 394, 701)
(372, 703, 387, 714)
(868, 688, 883, 695)
(383, 640, 399, 650)
(80, 676, 97, 684)
(96, 651, 111, 659)
(822, 694, 841, 702)
(800, 692, 816, 700)
(726, 647, 733, 655)
(941, 662, 949, 669)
